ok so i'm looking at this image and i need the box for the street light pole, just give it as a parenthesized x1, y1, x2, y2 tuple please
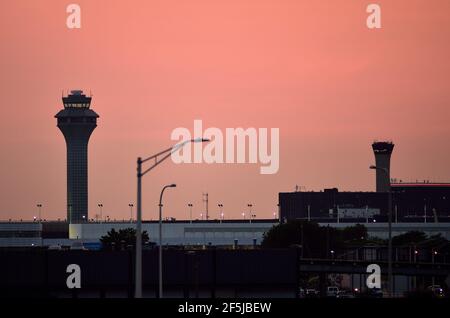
(98, 203, 103, 223)
(366, 205, 369, 223)
(36, 204, 42, 223)
(188, 203, 193, 224)
(395, 204, 398, 223)
(432, 250, 437, 286)
(136, 158, 142, 298)
(159, 184, 176, 299)
(424, 204, 427, 223)
(129, 204, 134, 222)
(370, 165, 393, 298)
(36, 203, 43, 246)
(387, 185, 393, 297)
(134, 138, 209, 298)
(218, 204, 223, 223)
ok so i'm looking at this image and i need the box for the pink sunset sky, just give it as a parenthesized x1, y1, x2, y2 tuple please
(0, 0, 449, 221)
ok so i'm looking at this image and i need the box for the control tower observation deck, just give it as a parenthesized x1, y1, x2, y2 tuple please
(372, 141, 394, 193)
(55, 90, 99, 223)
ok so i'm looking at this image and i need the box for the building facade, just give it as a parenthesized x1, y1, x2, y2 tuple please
(279, 184, 450, 223)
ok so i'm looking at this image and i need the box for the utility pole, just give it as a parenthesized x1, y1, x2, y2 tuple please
(202, 193, 209, 220)
(300, 222, 304, 258)
(395, 204, 398, 223)
(424, 204, 427, 223)
(366, 205, 369, 223)
(188, 203, 193, 224)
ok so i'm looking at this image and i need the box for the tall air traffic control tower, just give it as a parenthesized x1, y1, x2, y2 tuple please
(55, 90, 99, 223)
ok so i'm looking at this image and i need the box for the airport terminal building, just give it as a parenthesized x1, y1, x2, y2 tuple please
(0, 220, 277, 248)
(279, 183, 450, 223)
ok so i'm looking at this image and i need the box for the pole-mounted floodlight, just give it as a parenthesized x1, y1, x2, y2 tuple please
(36, 204, 42, 223)
(188, 203, 193, 224)
(97, 203, 104, 223)
(129, 204, 134, 222)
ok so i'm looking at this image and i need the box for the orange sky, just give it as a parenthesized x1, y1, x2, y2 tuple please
(1, 0, 450, 221)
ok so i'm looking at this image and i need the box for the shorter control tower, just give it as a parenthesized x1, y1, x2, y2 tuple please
(55, 90, 99, 223)
(372, 141, 394, 192)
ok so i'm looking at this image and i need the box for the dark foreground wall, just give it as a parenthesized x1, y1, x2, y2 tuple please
(0, 248, 298, 298)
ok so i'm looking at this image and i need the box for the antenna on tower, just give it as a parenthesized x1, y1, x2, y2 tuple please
(202, 193, 209, 220)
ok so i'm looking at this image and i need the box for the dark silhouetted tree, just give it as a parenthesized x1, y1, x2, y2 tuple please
(100, 228, 149, 249)
(262, 221, 370, 257)
(392, 231, 427, 246)
(341, 224, 368, 242)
